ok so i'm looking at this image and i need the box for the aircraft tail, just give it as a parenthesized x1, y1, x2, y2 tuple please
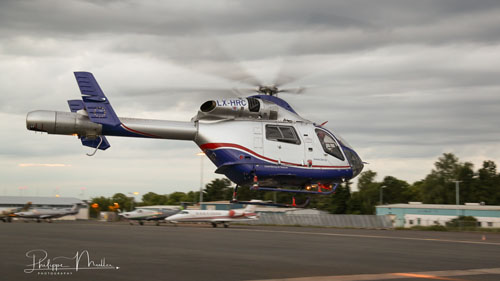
(20, 202, 32, 211)
(244, 203, 257, 214)
(70, 204, 81, 212)
(66, 72, 118, 151)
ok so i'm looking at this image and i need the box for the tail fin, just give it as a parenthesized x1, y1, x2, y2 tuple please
(20, 202, 32, 211)
(70, 204, 80, 212)
(67, 99, 111, 151)
(73, 72, 121, 127)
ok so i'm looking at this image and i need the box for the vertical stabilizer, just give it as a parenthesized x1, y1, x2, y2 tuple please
(74, 72, 121, 126)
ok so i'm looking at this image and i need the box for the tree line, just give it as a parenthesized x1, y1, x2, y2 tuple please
(90, 153, 500, 216)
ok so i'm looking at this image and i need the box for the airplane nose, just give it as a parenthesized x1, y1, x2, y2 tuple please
(165, 215, 176, 221)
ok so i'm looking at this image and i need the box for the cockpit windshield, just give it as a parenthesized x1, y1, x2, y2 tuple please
(315, 129, 345, 161)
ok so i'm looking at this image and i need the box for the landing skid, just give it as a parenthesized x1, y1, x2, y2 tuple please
(250, 182, 339, 195)
(230, 183, 339, 208)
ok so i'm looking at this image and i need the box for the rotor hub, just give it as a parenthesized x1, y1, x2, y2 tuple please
(257, 86, 279, 96)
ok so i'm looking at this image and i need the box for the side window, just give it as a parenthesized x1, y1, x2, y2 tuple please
(315, 129, 345, 161)
(266, 125, 301, 145)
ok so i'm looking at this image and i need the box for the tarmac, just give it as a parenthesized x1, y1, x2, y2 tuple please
(1, 220, 500, 281)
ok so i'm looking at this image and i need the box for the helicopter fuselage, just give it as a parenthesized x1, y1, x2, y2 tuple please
(196, 119, 362, 188)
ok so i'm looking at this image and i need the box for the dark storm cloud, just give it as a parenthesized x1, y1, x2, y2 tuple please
(2, 1, 500, 58)
(2, 0, 500, 191)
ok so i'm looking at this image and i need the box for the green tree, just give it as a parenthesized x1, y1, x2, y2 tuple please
(419, 153, 479, 204)
(167, 192, 188, 205)
(456, 161, 475, 203)
(380, 176, 410, 204)
(186, 191, 200, 204)
(420, 153, 461, 204)
(405, 180, 423, 203)
(111, 193, 135, 212)
(355, 170, 380, 214)
(313, 181, 351, 214)
(237, 186, 265, 201)
(203, 178, 233, 201)
(477, 160, 500, 205)
(89, 196, 111, 217)
(141, 192, 168, 206)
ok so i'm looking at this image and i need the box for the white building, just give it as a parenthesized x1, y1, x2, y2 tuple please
(376, 202, 500, 228)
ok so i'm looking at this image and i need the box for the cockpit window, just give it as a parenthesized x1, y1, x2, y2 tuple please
(179, 211, 189, 214)
(315, 129, 345, 161)
(266, 125, 301, 145)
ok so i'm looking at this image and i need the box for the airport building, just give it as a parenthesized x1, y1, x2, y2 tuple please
(376, 202, 500, 228)
(0, 196, 88, 220)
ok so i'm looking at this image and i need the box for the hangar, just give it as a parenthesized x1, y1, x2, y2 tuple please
(376, 202, 500, 228)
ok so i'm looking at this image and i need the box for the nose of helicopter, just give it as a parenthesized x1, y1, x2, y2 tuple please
(344, 149, 364, 178)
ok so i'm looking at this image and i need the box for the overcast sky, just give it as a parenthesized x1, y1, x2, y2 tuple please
(1, 0, 499, 200)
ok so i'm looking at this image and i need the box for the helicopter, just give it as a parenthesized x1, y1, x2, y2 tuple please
(26, 71, 364, 207)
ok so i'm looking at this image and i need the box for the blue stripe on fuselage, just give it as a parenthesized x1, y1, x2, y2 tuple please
(204, 147, 353, 186)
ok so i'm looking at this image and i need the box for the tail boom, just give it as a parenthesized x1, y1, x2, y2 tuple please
(26, 110, 197, 141)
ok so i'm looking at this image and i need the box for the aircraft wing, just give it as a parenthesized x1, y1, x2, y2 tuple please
(145, 214, 170, 221)
(211, 217, 258, 222)
(39, 215, 55, 219)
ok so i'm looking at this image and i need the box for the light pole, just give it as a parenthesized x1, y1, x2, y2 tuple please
(453, 180, 461, 216)
(196, 152, 205, 203)
(379, 185, 386, 205)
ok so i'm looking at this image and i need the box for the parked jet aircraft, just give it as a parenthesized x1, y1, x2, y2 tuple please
(165, 204, 258, 228)
(15, 204, 81, 222)
(119, 207, 181, 226)
(0, 202, 32, 222)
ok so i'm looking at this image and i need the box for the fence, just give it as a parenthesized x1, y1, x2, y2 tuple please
(245, 213, 393, 229)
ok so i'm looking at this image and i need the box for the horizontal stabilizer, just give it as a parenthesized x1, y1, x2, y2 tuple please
(74, 72, 121, 127)
(67, 100, 85, 112)
(81, 136, 110, 150)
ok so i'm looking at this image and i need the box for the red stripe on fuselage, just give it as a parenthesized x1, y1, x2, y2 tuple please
(121, 123, 160, 138)
(200, 143, 350, 169)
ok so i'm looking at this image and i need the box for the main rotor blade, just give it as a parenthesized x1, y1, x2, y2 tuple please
(279, 87, 306, 95)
